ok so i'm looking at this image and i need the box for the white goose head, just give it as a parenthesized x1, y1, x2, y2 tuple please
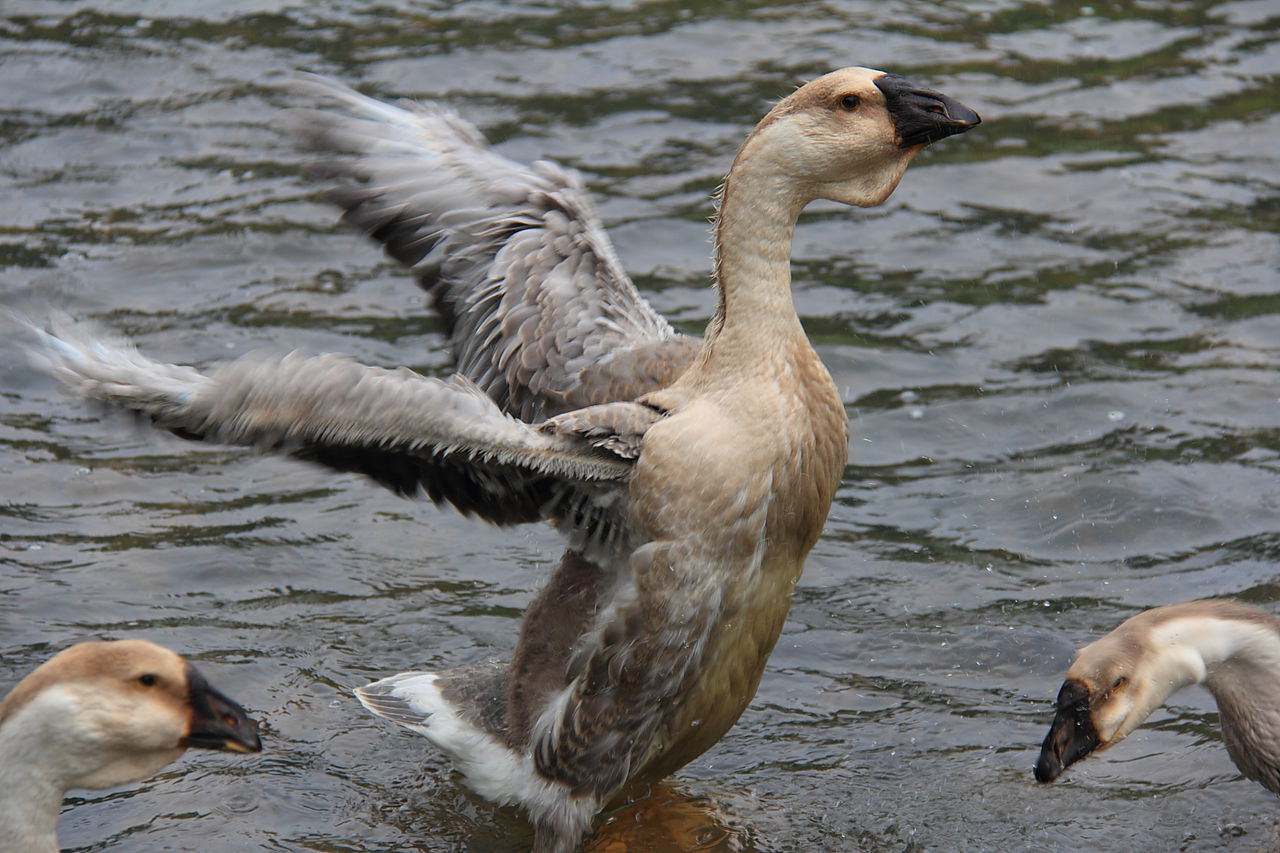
(730, 66, 980, 209)
(1034, 621, 1179, 783)
(0, 639, 261, 793)
(1035, 600, 1280, 786)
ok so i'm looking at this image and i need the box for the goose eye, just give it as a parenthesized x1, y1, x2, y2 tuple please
(138, 673, 159, 687)
(839, 94, 860, 111)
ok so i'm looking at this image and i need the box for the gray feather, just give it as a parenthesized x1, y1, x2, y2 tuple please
(23, 315, 646, 531)
(287, 74, 700, 421)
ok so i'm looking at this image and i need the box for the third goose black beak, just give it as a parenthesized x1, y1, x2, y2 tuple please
(1034, 678, 1099, 783)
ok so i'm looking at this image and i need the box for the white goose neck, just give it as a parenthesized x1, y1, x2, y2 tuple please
(1162, 611, 1280, 793)
(1152, 613, 1280, 679)
(1199, 618, 1280, 703)
(0, 698, 69, 853)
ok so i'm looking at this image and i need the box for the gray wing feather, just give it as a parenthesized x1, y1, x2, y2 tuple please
(288, 74, 700, 421)
(533, 539, 722, 797)
(26, 317, 651, 528)
(540, 402, 666, 460)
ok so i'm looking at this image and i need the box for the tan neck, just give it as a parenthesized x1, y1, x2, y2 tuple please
(694, 163, 810, 378)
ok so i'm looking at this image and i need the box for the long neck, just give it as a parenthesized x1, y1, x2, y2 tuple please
(695, 161, 809, 377)
(1194, 617, 1280, 793)
(0, 712, 66, 853)
(1185, 616, 1280, 674)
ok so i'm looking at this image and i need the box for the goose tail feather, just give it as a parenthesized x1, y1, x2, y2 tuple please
(354, 671, 445, 736)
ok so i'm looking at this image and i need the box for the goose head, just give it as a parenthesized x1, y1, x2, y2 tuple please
(0, 639, 262, 791)
(733, 66, 980, 208)
(1034, 617, 1206, 784)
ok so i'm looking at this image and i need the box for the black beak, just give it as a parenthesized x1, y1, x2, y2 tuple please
(1034, 678, 1099, 783)
(874, 74, 981, 148)
(179, 663, 263, 754)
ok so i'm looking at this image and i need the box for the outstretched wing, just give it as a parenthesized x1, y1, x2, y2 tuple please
(26, 317, 661, 531)
(288, 74, 701, 422)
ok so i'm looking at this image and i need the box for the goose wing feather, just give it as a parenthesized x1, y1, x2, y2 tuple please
(26, 318, 654, 528)
(533, 532, 745, 803)
(288, 74, 700, 421)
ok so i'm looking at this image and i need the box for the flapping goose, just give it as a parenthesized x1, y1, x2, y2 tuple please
(1035, 599, 1280, 795)
(289, 70, 977, 420)
(0, 640, 262, 853)
(28, 68, 979, 852)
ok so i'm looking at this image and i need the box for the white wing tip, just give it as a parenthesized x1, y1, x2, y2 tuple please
(14, 311, 207, 412)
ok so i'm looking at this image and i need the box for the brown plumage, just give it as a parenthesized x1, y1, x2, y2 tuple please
(27, 67, 979, 852)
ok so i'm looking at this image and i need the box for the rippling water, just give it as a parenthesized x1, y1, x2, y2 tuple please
(2, 1, 1278, 851)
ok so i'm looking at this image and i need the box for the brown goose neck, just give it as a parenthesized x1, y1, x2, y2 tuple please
(700, 168, 808, 370)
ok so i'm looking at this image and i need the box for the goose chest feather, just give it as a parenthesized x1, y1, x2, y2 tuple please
(622, 341, 849, 779)
(26, 66, 980, 852)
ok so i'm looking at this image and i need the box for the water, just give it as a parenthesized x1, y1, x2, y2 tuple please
(2, 1, 1278, 850)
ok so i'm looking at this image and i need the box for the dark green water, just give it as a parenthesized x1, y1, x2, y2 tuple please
(2, 1, 1278, 850)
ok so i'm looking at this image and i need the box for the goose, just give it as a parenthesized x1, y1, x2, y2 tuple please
(26, 68, 979, 852)
(288, 70, 976, 419)
(0, 640, 262, 853)
(1035, 599, 1280, 795)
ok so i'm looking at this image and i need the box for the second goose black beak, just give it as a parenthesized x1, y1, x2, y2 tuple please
(875, 74, 981, 148)
(179, 663, 263, 754)
(1034, 678, 1099, 783)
